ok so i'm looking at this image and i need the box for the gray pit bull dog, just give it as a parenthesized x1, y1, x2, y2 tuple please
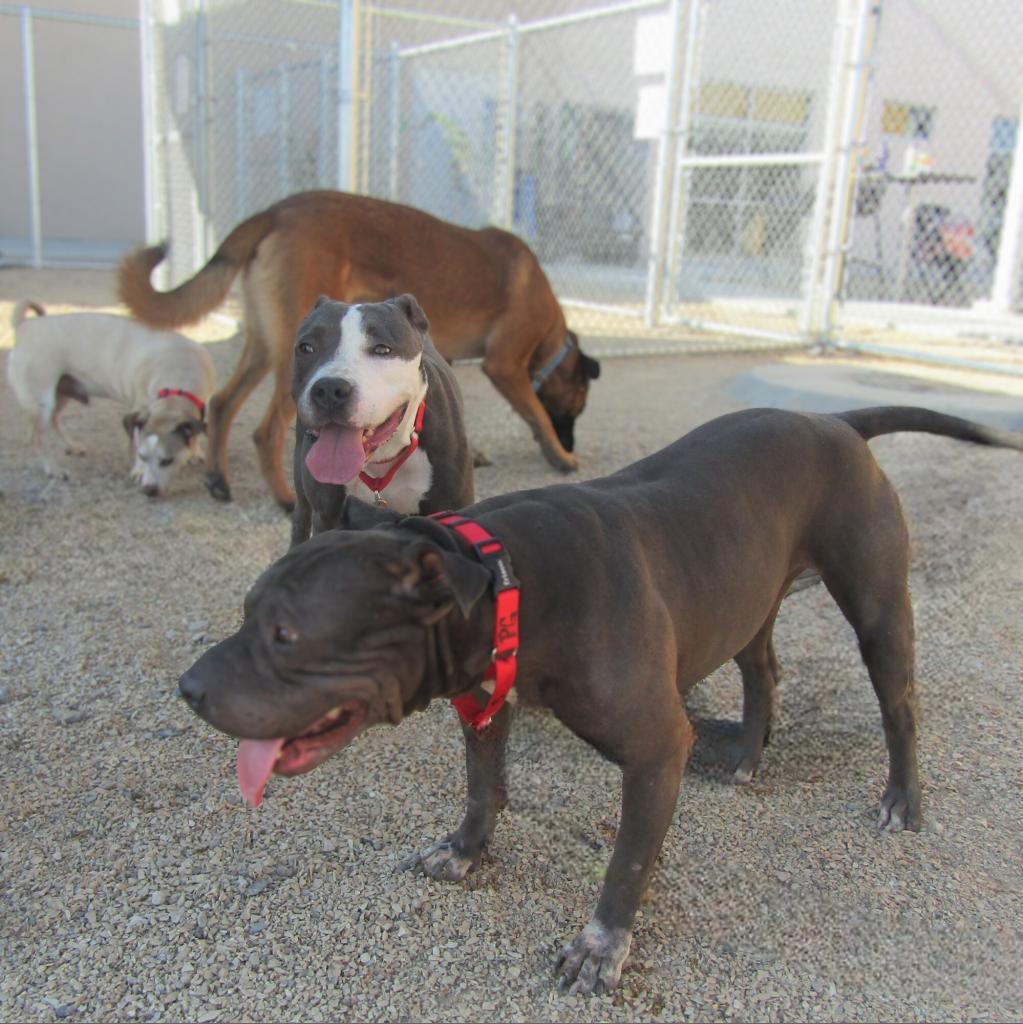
(178, 406, 1022, 995)
(290, 294, 474, 547)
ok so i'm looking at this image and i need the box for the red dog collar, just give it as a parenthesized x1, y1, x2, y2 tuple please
(430, 511, 520, 731)
(359, 400, 426, 504)
(156, 388, 206, 418)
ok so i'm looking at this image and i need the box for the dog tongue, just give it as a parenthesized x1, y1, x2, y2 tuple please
(305, 424, 365, 485)
(237, 738, 287, 808)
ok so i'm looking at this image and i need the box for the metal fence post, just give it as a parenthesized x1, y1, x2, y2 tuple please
(987, 94, 1023, 314)
(818, 0, 876, 344)
(20, 6, 42, 268)
(643, 0, 687, 328)
(493, 14, 520, 230)
(194, 0, 211, 263)
(337, 0, 356, 191)
(662, 0, 703, 322)
(800, 2, 853, 339)
(388, 40, 401, 201)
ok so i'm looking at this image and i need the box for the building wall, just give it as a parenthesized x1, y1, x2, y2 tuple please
(0, 0, 144, 262)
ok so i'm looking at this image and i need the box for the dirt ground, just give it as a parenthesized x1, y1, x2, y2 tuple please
(1, 268, 1021, 1023)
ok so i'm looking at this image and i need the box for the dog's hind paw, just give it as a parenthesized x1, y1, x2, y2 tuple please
(877, 784, 922, 833)
(401, 838, 477, 882)
(556, 921, 631, 996)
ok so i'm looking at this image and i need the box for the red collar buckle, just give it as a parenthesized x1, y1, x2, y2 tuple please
(430, 512, 520, 731)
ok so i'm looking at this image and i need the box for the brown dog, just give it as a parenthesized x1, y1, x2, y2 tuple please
(118, 191, 601, 509)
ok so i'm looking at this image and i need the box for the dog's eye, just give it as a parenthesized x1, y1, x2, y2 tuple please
(274, 624, 298, 645)
(159, 457, 175, 467)
(297, 341, 314, 355)
(372, 344, 392, 356)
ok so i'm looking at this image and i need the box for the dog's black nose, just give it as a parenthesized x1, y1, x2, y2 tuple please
(177, 671, 206, 710)
(310, 376, 354, 412)
(142, 484, 160, 498)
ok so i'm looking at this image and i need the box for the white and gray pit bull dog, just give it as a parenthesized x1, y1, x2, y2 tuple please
(290, 294, 474, 546)
(6, 301, 216, 496)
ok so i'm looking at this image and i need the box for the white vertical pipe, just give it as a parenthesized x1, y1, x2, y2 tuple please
(800, 0, 853, 337)
(494, 14, 519, 229)
(819, 0, 873, 342)
(337, 0, 355, 191)
(988, 94, 1023, 312)
(662, 0, 704, 319)
(139, 0, 158, 247)
(194, 0, 211, 263)
(235, 68, 247, 221)
(20, 7, 42, 268)
(388, 40, 401, 201)
(643, 0, 686, 328)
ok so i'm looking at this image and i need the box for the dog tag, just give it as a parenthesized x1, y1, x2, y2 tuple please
(372, 491, 388, 508)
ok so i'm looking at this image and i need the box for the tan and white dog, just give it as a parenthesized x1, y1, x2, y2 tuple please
(6, 301, 216, 497)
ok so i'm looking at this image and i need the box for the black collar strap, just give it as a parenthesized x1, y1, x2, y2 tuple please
(531, 334, 575, 392)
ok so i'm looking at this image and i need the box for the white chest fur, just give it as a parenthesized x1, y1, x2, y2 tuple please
(349, 446, 433, 514)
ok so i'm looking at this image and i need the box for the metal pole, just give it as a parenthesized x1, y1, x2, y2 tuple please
(662, 0, 704, 320)
(20, 7, 42, 268)
(988, 94, 1023, 313)
(235, 68, 247, 221)
(278, 64, 291, 195)
(139, 0, 157, 246)
(319, 54, 330, 186)
(388, 40, 401, 201)
(800, 1, 853, 337)
(337, 0, 355, 191)
(494, 15, 519, 229)
(643, 0, 687, 328)
(819, 0, 876, 342)
(194, 0, 211, 263)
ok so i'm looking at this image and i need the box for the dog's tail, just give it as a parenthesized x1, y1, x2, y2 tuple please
(836, 406, 1023, 451)
(11, 299, 45, 328)
(117, 209, 276, 329)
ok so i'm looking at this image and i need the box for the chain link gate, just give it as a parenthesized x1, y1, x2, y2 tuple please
(138, 0, 1023, 368)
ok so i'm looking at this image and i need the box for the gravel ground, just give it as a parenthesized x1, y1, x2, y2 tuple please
(1, 269, 1022, 1023)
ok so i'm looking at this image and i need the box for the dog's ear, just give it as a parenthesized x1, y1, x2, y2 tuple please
(312, 294, 333, 310)
(340, 495, 404, 531)
(394, 540, 490, 620)
(175, 420, 206, 441)
(580, 352, 601, 381)
(393, 293, 430, 334)
(123, 410, 148, 436)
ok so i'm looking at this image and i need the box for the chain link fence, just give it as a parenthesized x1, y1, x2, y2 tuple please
(4, 1, 1021, 368)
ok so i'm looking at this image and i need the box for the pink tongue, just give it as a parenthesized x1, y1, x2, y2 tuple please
(237, 737, 287, 808)
(305, 424, 366, 485)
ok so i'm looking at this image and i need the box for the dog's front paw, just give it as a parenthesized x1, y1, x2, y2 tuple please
(203, 472, 232, 502)
(544, 449, 579, 474)
(401, 837, 478, 882)
(556, 920, 631, 996)
(65, 443, 87, 457)
(877, 784, 922, 833)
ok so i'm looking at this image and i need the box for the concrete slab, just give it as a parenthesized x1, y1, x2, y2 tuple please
(728, 358, 1023, 430)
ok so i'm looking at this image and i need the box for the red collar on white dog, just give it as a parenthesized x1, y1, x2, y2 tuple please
(430, 511, 520, 731)
(358, 400, 426, 503)
(157, 387, 206, 418)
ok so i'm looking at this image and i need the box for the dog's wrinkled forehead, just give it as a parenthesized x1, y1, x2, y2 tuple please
(243, 528, 403, 618)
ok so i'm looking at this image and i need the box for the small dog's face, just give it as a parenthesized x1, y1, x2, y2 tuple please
(125, 410, 204, 497)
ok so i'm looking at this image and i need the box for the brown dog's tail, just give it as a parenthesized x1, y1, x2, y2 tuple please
(11, 299, 45, 328)
(117, 209, 276, 329)
(836, 406, 1023, 451)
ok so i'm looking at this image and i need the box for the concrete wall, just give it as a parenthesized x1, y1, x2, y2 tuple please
(0, 0, 144, 264)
